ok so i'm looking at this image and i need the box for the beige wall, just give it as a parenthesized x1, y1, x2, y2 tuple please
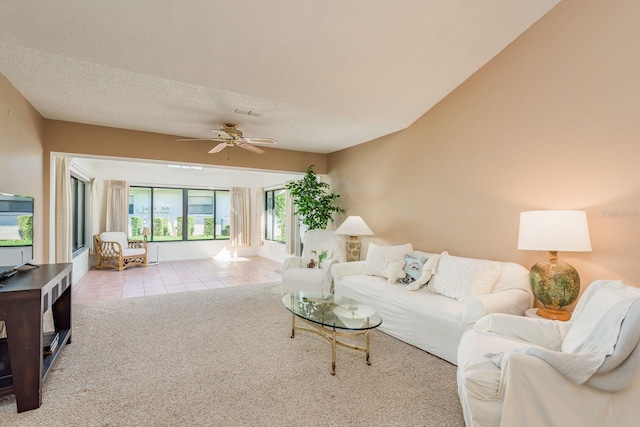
(0, 74, 45, 263)
(44, 120, 327, 174)
(328, 0, 640, 291)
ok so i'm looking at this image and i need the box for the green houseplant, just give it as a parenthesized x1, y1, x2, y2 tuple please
(285, 165, 345, 230)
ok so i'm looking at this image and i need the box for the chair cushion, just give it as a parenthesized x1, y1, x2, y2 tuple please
(99, 232, 129, 251)
(122, 248, 146, 257)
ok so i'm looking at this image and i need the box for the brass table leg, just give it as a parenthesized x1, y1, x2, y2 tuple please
(366, 330, 371, 365)
(331, 329, 336, 375)
(291, 313, 295, 338)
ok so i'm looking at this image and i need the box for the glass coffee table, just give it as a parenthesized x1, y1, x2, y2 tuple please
(282, 291, 382, 375)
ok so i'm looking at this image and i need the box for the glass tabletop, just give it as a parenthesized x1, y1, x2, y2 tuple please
(282, 291, 382, 331)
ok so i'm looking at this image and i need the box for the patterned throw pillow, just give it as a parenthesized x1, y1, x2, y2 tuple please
(306, 250, 331, 268)
(398, 254, 428, 284)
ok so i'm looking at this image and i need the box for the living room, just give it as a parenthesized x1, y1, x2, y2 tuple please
(2, 0, 640, 425)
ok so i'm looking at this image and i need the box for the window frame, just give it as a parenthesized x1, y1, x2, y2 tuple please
(129, 186, 230, 242)
(70, 175, 87, 254)
(264, 188, 286, 243)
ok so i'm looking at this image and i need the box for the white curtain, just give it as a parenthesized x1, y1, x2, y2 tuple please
(230, 187, 250, 247)
(106, 180, 130, 234)
(55, 157, 73, 263)
(253, 188, 264, 247)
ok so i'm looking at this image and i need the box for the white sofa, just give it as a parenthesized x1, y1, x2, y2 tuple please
(332, 248, 532, 365)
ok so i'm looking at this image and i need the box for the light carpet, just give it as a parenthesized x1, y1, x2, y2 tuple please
(0, 283, 464, 426)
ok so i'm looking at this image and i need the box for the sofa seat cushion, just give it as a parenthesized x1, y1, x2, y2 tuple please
(335, 274, 465, 363)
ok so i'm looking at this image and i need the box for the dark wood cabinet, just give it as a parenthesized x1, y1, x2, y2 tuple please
(0, 263, 72, 412)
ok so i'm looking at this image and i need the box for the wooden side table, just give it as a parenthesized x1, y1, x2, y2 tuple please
(0, 263, 72, 412)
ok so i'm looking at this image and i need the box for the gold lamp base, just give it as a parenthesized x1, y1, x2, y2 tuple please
(536, 307, 572, 321)
(529, 251, 580, 321)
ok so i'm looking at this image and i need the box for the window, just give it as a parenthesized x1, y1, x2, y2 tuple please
(264, 189, 286, 243)
(71, 176, 86, 253)
(128, 186, 230, 242)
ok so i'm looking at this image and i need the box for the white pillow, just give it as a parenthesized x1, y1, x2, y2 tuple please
(428, 252, 501, 302)
(363, 243, 413, 278)
(406, 253, 441, 291)
(386, 260, 406, 284)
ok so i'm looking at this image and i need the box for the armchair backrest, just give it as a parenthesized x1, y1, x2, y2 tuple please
(99, 232, 129, 252)
(302, 230, 342, 262)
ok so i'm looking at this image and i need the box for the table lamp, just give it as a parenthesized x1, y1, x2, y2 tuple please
(517, 210, 592, 320)
(142, 227, 150, 242)
(335, 216, 374, 262)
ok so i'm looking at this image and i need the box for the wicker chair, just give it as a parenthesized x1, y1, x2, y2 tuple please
(94, 232, 148, 271)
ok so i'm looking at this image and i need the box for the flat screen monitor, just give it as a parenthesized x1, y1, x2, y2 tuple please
(0, 192, 34, 279)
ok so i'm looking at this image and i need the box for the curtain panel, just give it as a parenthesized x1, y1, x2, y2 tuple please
(230, 187, 251, 247)
(106, 180, 130, 234)
(55, 156, 73, 263)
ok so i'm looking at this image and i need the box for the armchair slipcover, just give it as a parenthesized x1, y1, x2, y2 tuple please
(94, 232, 148, 271)
(281, 229, 342, 294)
(457, 279, 640, 427)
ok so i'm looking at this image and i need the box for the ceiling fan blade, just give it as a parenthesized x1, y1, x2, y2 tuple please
(243, 137, 277, 145)
(176, 138, 220, 142)
(238, 142, 265, 154)
(215, 130, 233, 139)
(208, 142, 228, 153)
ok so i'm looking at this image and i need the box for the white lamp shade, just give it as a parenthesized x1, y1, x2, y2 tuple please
(518, 210, 592, 252)
(335, 216, 374, 237)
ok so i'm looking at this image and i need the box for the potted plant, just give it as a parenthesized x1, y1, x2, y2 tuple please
(285, 165, 345, 230)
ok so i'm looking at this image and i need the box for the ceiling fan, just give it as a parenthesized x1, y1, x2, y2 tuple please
(177, 123, 276, 154)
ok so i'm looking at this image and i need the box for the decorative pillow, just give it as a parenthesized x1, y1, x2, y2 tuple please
(398, 254, 428, 284)
(386, 260, 407, 284)
(428, 252, 501, 302)
(363, 243, 414, 278)
(306, 249, 331, 269)
(406, 253, 441, 291)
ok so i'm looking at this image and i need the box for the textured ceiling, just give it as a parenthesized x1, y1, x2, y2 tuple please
(0, 0, 560, 154)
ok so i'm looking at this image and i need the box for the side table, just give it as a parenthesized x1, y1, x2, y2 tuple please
(525, 308, 571, 321)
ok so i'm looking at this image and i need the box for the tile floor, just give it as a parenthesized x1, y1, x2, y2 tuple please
(72, 256, 282, 304)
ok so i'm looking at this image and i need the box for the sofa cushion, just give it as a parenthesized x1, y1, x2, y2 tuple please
(429, 252, 501, 302)
(406, 253, 441, 291)
(386, 260, 407, 284)
(363, 242, 413, 278)
(399, 254, 428, 284)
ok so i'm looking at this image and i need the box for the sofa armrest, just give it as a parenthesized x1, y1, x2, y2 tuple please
(473, 312, 569, 350)
(331, 261, 367, 281)
(282, 256, 304, 274)
(462, 289, 533, 328)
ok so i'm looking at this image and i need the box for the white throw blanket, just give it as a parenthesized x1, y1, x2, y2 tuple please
(488, 280, 640, 392)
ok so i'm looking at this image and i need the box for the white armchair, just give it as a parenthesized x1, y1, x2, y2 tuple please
(281, 229, 342, 294)
(457, 279, 640, 427)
